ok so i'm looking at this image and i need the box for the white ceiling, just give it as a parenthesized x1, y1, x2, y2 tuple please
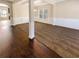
(3, 0, 20, 2)
(8, 0, 14, 1)
(44, 0, 64, 3)
(4, 0, 65, 5)
(4, 0, 14, 2)
(33, 0, 65, 6)
(6, 0, 65, 3)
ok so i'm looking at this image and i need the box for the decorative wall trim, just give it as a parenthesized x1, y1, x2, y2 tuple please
(13, 17, 29, 25)
(53, 18, 79, 30)
(35, 18, 53, 25)
(13, 17, 79, 30)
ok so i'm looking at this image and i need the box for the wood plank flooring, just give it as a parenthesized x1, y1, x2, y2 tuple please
(35, 22, 79, 58)
(0, 20, 61, 58)
(16, 22, 79, 58)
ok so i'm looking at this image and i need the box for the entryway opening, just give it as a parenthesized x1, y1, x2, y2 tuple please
(0, 3, 10, 20)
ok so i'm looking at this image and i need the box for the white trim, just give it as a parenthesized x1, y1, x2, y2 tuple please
(53, 18, 79, 30)
(13, 17, 29, 25)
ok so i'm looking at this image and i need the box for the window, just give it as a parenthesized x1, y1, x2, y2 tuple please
(0, 9, 8, 17)
(0, 3, 8, 17)
(39, 10, 43, 19)
(44, 9, 48, 19)
(39, 9, 48, 19)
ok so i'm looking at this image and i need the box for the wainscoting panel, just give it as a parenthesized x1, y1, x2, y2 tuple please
(13, 17, 29, 25)
(53, 18, 79, 30)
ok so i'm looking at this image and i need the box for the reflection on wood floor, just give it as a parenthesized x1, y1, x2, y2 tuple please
(16, 22, 79, 58)
(0, 20, 61, 58)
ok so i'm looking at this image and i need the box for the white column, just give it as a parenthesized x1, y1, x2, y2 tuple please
(29, 0, 35, 39)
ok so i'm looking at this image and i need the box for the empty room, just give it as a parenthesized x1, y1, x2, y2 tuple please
(0, 0, 79, 58)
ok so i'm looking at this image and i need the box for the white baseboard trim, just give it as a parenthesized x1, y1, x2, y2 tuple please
(35, 19, 52, 25)
(13, 17, 29, 26)
(12, 17, 79, 30)
(53, 18, 79, 30)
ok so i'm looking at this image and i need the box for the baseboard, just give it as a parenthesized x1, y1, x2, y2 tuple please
(29, 37, 35, 40)
(35, 20, 52, 25)
(35, 21, 52, 26)
(13, 17, 29, 26)
(53, 18, 79, 30)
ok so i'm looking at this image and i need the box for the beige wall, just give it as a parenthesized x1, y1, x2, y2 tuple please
(13, 0, 29, 25)
(54, 0, 79, 19)
(13, 0, 29, 18)
(53, 0, 79, 30)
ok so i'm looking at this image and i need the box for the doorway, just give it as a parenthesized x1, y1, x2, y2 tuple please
(0, 3, 10, 21)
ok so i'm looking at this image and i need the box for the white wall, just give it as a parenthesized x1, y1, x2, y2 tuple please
(12, 0, 79, 30)
(13, 0, 29, 25)
(13, 17, 29, 25)
(53, 18, 79, 30)
(53, 0, 79, 30)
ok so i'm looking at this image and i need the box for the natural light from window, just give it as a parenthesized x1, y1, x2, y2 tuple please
(0, 3, 8, 17)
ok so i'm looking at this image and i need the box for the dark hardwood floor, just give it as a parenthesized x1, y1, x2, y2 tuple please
(16, 22, 79, 58)
(35, 22, 79, 58)
(0, 20, 61, 58)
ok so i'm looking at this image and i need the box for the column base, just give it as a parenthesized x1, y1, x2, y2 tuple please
(29, 37, 35, 40)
